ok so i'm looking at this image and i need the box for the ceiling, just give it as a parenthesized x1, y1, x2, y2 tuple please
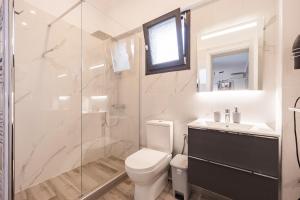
(22, 0, 212, 37)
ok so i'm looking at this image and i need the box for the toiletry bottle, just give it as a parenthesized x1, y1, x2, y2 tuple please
(225, 109, 230, 127)
(233, 106, 241, 124)
(214, 111, 221, 122)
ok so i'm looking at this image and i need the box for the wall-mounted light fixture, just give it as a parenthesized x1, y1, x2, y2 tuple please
(201, 21, 258, 40)
(293, 35, 300, 69)
(196, 90, 264, 102)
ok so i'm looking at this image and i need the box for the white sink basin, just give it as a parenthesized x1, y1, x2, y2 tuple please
(187, 119, 280, 138)
(205, 121, 254, 131)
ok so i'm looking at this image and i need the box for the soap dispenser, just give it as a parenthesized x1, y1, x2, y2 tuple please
(232, 107, 241, 124)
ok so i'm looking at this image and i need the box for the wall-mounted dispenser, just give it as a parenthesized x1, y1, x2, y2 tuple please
(293, 35, 300, 69)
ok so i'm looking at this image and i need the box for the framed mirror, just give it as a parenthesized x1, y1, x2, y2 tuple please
(197, 19, 264, 92)
(211, 48, 249, 91)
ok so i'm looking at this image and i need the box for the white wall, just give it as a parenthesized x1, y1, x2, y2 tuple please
(24, 0, 215, 37)
(281, 0, 300, 199)
(141, 0, 278, 154)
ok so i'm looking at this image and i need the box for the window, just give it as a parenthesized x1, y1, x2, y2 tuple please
(143, 9, 190, 75)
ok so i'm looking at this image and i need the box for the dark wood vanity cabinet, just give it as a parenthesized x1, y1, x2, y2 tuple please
(188, 128, 279, 200)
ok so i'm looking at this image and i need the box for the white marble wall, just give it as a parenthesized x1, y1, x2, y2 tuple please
(14, 1, 139, 193)
(280, 0, 300, 199)
(141, 0, 279, 154)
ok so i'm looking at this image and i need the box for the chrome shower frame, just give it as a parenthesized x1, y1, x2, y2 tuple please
(2, 0, 14, 199)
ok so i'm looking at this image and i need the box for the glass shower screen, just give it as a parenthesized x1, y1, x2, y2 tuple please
(14, 0, 83, 199)
(13, 0, 140, 199)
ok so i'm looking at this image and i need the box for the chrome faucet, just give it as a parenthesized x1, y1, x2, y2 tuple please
(225, 109, 230, 127)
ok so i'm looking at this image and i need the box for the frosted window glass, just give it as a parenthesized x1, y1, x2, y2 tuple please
(111, 40, 130, 72)
(149, 17, 179, 65)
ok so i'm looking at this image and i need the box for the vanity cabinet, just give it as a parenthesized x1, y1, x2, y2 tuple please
(188, 128, 279, 200)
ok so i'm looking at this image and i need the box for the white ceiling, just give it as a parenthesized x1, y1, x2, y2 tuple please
(23, 0, 212, 37)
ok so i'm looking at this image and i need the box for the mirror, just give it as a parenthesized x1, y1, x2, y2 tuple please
(211, 49, 249, 91)
(197, 19, 264, 92)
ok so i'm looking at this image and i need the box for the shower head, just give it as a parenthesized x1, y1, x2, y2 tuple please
(91, 30, 112, 40)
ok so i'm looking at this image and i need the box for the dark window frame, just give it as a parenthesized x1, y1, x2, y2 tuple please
(143, 9, 191, 75)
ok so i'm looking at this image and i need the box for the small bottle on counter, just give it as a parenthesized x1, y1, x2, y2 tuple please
(225, 109, 230, 127)
(214, 111, 221, 122)
(232, 106, 241, 124)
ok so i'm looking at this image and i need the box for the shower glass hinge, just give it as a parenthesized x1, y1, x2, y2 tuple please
(184, 56, 187, 64)
(145, 45, 149, 51)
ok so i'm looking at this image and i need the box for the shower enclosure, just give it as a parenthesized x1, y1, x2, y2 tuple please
(0, 0, 140, 199)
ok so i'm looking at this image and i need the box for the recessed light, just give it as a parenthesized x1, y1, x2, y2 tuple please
(29, 10, 37, 15)
(58, 96, 71, 101)
(21, 22, 28, 26)
(57, 74, 68, 78)
(89, 64, 105, 70)
(90, 96, 108, 100)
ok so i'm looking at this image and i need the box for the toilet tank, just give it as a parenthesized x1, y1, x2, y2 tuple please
(146, 120, 173, 154)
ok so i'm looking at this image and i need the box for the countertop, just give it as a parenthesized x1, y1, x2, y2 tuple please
(188, 119, 280, 138)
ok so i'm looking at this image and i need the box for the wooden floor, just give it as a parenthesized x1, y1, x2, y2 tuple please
(15, 156, 125, 200)
(15, 156, 225, 200)
(95, 178, 222, 200)
(94, 178, 173, 200)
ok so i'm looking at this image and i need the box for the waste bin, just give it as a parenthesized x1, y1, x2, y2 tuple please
(170, 154, 189, 200)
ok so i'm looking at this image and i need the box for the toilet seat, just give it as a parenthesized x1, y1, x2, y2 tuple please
(125, 148, 169, 173)
(125, 120, 173, 200)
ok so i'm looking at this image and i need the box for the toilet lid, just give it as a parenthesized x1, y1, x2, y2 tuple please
(125, 148, 169, 172)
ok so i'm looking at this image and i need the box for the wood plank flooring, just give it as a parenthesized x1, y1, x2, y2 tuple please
(95, 178, 174, 200)
(15, 156, 125, 200)
(15, 156, 226, 200)
(95, 177, 223, 200)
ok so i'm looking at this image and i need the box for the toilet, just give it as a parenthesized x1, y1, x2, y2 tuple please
(125, 120, 173, 200)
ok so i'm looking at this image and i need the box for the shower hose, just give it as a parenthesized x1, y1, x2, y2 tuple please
(181, 134, 188, 154)
(294, 97, 300, 168)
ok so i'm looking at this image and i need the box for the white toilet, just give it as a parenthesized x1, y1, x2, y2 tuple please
(125, 120, 173, 200)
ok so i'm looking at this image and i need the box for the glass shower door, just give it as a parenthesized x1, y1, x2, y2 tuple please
(81, 1, 140, 196)
(14, 1, 83, 199)
(12, 0, 140, 199)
